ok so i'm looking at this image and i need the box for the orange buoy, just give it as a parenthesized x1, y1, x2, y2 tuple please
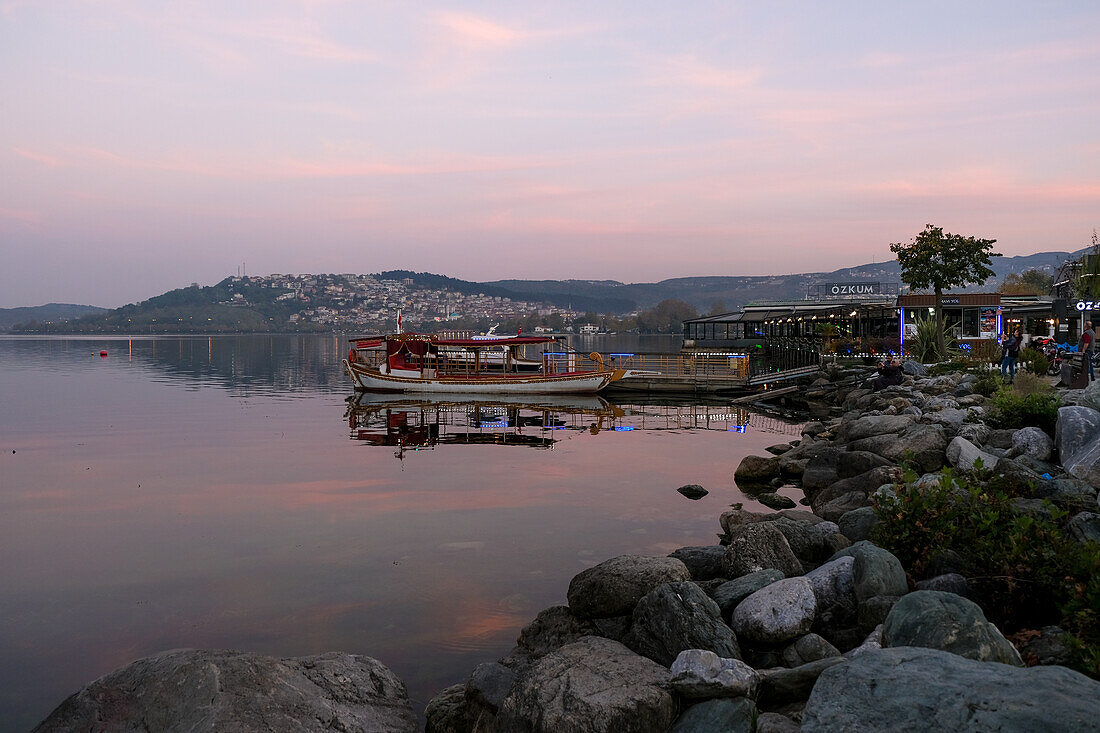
(99, 350, 108, 357)
(347, 348, 358, 363)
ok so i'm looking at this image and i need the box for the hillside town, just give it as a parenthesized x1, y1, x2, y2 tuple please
(221, 273, 571, 329)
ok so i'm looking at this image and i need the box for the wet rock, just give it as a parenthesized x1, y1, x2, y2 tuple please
(670, 698, 756, 733)
(466, 662, 514, 713)
(945, 435, 999, 471)
(710, 569, 786, 620)
(567, 555, 691, 619)
(677, 484, 709, 500)
(758, 658, 846, 709)
(495, 636, 675, 733)
(668, 546, 727, 581)
(837, 507, 878, 542)
(723, 523, 803, 579)
(34, 649, 417, 733)
(625, 581, 740, 666)
(804, 556, 857, 636)
(846, 625, 883, 658)
(765, 443, 794, 455)
(841, 414, 915, 442)
(731, 577, 817, 645)
(735, 454, 782, 486)
(757, 492, 797, 510)
(755, 711, 802, 733)
(850, 542, 908, 602)
(1010, 426, 1054, 462)
(719, 506, 767, 536)
(902, 360, 928, 377)
(882, 591, 1023, 666)
(1055, 406, 1100, 464)
(506, 606, 600, 667)
(425, 683, 481, 733)
(779, 633, 841, 667)
(1068, 512, 1100, 544)
(669, 649, 759, 699)
(815, 491, 868, 523)
(802, 647, 1100, 732)
(836, 451, 894, 478)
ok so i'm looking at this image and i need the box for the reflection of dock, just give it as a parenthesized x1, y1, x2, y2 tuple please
(600, 351, 821, 394)
(344, 394, 801, 459)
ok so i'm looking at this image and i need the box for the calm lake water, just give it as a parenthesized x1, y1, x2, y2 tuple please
(0, 334, 802, 730)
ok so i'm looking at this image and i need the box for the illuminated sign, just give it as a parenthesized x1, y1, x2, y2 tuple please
(1076, 300, 1097, 311)
(809, 282, 898, 298)
(939, 298, 961, 305)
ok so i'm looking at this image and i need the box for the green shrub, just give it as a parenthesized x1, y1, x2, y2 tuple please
(985, 385, 1060, 434)
(971, 370, 1001, 397)
(873, 468, 1099, 677)
(909, 317, 958, 362)
(1018, 346, 1050, 376)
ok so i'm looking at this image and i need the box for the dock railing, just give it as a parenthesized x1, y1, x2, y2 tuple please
(600, 351, 752, 379)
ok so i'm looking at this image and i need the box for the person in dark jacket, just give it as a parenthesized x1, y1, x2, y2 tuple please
(872, 357, 904, 391)
(1000, 328, 1023, 383)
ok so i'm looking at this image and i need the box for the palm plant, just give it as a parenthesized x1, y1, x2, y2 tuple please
(910, 317, 957, 362)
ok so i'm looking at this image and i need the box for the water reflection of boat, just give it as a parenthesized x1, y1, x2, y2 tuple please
(344, 394, 800, 460)
(345, 393, 624, 458)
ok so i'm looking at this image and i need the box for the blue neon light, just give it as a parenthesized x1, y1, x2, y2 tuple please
(728, 425, 747, 433)
(613, 426, 635, 431)
(610, 353, 635, 357)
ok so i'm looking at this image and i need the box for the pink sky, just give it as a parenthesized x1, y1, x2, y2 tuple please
(2, 1, 1099, 307)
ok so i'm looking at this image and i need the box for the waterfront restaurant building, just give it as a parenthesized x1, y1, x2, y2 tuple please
(685, 288, 1059, 358)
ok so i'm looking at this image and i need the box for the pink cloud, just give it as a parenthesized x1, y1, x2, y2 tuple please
(433, 11, 525, 48)
(11, 146, 61, 167)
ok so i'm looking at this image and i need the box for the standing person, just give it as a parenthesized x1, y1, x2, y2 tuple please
(1081, 320, 1095, 382)
(1001, 328, 1023, 383)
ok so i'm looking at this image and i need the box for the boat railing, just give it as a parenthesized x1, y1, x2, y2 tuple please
(596, 352, 752, 379)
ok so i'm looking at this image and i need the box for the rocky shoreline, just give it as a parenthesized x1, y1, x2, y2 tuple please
(34, 363, 1100, 732)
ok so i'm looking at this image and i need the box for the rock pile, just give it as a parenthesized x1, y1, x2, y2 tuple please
(421, 363, 1100, 732)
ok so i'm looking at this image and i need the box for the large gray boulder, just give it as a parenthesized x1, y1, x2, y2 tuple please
(722, 523, 803, 579)
(802, 647, 1100, 732)
(567, 555, 690, 619)
(842, 414, 915, 442)
(507, 606, 600, 664)
(757, 658, 846, 709)
(837, 506, 878, 542)
(946, 435, 999, 472)
(1068, 512, 1100, 544)
(731, 577, 817, 645)
(805, 555, 856, 625)
(669, 649, 759, 699)
(34, 650, 417, 733)
(668, 546, 727, 581)
(734, 454, 782, 485)
(1080, 379, 1100, 412)
(1056, 405, 1100, 463)
(670, 698, 756, 733)
(1064, 435, 1100, 487)
(710, 569, 785, 620)
(902, 360, 928, 377)
(882, 591, 1023, 666)
(850, 542, 908, 602)
(779, 633, 841, 667)
(495, 636, 675, 733)
(765, 517, 849, 566)
(1011, 426, 1054, 462)
(625, 581, 740, 666)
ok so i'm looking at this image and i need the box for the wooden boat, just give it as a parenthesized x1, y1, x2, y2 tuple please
(343, 333, 626, 394)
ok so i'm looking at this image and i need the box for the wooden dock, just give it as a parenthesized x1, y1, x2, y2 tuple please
(600, 352, 822, 395)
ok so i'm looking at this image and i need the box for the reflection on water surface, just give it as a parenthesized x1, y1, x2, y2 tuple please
(0, 335, 801, 731)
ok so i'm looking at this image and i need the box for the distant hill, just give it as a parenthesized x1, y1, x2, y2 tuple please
(484, 248, 1085, 313)
(0, 303, 107, 331)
